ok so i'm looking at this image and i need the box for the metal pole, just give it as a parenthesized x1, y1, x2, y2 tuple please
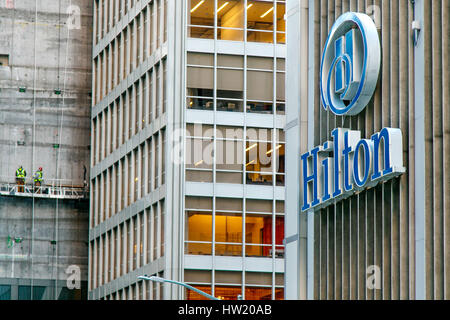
(138, 276, 220, 300)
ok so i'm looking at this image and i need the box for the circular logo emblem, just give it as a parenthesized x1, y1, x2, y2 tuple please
(320, 12, 381, 116)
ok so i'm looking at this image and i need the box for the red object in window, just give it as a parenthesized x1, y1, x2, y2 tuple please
(262, 217, 285, 256)
(6, 0, 14, 9)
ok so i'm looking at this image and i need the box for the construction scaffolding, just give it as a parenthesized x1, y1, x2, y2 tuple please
(0, 178, 88, 200)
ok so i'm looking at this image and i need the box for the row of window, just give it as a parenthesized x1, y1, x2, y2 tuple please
(187, 53, 285, 114)
(187, 284, 284, 300)
(100, 272, 165, 300)
(186, 212, 284, 257)
(185, 270, 284, 300)
(188, 0, 286, 44)
(94, 0, 167, 45)
(92, 60, 167, 167)
(185, 197, 284, 257)
(93, 1, 167, 105)
(0, 285, 86, 300)
(90, 203, 165, 290)
(186, 125, 285, 186)
(91, 132, 166, 228)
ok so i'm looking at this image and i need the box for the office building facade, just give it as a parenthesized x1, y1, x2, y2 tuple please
(89, 0, 286, 300)
(285, 0, 449, 299)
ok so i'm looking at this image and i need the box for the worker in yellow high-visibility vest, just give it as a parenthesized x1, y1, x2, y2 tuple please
(16, 166, 26, 192)
(33, 167, 43, 193)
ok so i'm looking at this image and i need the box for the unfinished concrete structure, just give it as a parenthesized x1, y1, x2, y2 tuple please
(0, 0, 92, 300)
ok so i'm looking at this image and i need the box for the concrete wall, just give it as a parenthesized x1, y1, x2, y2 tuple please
(0, 0, 92, 299)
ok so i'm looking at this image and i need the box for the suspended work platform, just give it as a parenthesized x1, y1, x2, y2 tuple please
(0, 179, 89, 200)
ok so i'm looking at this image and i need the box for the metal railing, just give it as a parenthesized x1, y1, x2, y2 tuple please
(0, 176, 89, 200)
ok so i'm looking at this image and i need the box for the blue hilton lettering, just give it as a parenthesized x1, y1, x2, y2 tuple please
(301, 128, 405, 212)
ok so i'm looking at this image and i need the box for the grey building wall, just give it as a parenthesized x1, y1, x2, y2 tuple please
(0, 0, 92, 299)
(286, 0, 449, 300)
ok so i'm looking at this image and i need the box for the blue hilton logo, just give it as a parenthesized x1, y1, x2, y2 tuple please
(301, 128, 405, 212)
(302, 12, 405, 212)
(320, 12, 381, 116)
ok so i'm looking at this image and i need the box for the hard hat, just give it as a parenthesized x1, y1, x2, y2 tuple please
(39, 167, 42, 171)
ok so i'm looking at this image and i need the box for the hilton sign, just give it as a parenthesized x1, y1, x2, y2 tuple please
(301, 12, 405, 212)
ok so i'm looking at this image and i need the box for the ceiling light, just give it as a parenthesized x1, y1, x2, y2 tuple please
(246, 159, 256, 166)
(260, 7, 274, 18)
(195, 160, 204, 166)
(217, 2, 229, 13)
(266, 145, 282, 155)
(247, 3, 253, 10)
(190, 0, 205, 13)
(246, 143, 257, 152)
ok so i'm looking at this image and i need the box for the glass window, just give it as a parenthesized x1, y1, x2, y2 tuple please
(247, 1, 275, 43)
(217, 0, 244, 41)
(186, 211, 212, 255)
(185, 196, 213, 210)
(216, 171, 243, 184)
(245, 272, 272, 285)
(276, 1, 286, 44)
(187, 66, 214, 101)
(217, 68, 244, 99)
(216, 197, 243, 211)
(187, 124, 215, 138)
(275, 288, 284, 300)
(18, 286, 46, 300)
(215, 212, 242, 256)
(215, 286, 242, 300)
(186, 170, 213, 183)
(245, 214, 272, 257)
(217, 54, 244, 68)
(215, 271, 242, 284)
(188, 52, 214, 66)
(189, 0, 214, 39)
(185, 270, 212, 283)
(247, 70, 273, 102)
(246, 142, 275, 185)
(160, 200, 165, 257)
(216, 139, 243, 171)
(186, 138, 214, 170)
(133, 216, 137, 270)
(245, 129, 285, 186)
(153, 204, 158, 259)
(246, 199, 272, 213)
(245, 287, 272, 300)
(247, 56, 273, 70)
(185, 285, 213, 300)
(0, 285, 11, 300)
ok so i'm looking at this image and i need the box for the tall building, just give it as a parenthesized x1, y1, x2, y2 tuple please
(285, 0, 449, 300)
(89, 0, 286, 300)
(0, 1, 92, 300)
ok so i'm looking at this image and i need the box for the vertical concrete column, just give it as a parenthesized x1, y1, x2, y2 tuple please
(93, 239, 98, 291)
(285, 0, 307, 300)
(143, 208, 148, 265)
(103, 233, 108, 285)
(413, 0, 426, 300)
